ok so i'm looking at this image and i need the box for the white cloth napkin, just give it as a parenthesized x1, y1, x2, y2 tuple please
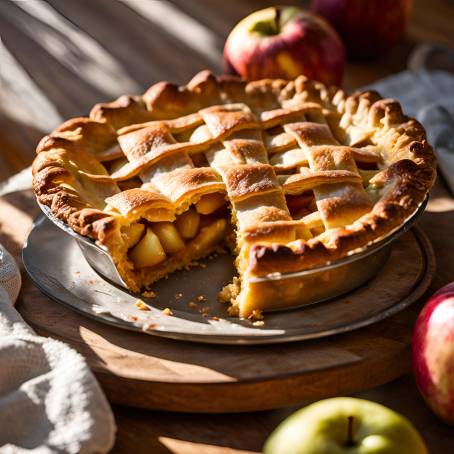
(0, 244, 116, 453)
(419, 102, 454, 195)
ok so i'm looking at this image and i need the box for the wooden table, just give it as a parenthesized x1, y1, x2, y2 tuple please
(1, 0, 454, 452)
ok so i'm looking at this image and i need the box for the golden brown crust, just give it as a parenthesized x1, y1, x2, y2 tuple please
(224, 164, 279, 201)
(105, 189, 174, 217)
(283, 169, 362, 193)
(33, 145, 120, 243)
(33, 71, 436, 286)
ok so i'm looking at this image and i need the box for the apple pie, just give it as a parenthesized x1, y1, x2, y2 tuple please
(33, 71, 436, 318)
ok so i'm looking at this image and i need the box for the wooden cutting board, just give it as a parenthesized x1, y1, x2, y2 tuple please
(0, 190, 435, 413)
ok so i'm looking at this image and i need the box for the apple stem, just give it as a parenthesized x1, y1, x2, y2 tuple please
(273, 7, 281, 34)
(347, 416, 355, 446)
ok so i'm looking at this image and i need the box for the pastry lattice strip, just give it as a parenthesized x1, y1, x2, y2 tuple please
(89, 100, 383, 245)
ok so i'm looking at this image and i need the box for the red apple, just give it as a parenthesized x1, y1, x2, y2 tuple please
(223, 6, 345, 85)
(412, 282, 454, 425)
(311, 0, 413, 59)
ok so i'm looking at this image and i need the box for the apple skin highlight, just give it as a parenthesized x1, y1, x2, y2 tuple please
(223, 7, 345, 86)
(412, 282, 454, 425)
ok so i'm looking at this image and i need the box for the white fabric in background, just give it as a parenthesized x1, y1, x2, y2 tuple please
(419, 101, 454, 195)
(366, 70, 454, 117)
(367, 70, 454, 195)
(0, 244, 116, 454)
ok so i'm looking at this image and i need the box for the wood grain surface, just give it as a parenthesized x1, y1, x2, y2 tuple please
(1, 0, 454, 452)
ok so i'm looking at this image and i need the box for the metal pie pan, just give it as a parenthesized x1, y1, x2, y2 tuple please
(37, 199, 427, 287)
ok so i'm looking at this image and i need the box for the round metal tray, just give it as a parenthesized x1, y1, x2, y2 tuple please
(23, 214, 431, 345)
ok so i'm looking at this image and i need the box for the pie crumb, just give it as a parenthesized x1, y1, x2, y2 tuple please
(188, 301, 197, 309)
(217, 286, 231, 303)
(200, 306, 210, 317)
(142, 290, 156, 298)
(218, 277, 241, 303)
(163, 307, 173, 316)
(248, 309, 264, 321)
(144, 323, 157, 331)
(197, 295, 207, 302)
(134, 299, 150, 311)
(175, 292, 183, 299)
(253, 320, 265, 327)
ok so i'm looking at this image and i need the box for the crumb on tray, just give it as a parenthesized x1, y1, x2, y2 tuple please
(134, 299, 151, 311)
(200, 306, 210, 317)
(144, 323, 157, 331)
(248, 309, 264, 321)
(218, 277, 241, 303)
(142, 290, 156, 298)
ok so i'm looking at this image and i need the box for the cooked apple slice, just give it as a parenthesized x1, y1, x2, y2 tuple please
(152, 222, 185, 254)
(195, 193, 226, 214)
(129, 228, 166, 268)
(175, 208, 200, 239)
(124, 223, 145, 249)
(191, 218, 227, 252)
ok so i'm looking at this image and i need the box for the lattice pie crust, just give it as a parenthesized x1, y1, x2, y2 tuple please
(33, 71, 436, 318)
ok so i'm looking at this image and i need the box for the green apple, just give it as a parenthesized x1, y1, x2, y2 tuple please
(263, 397, 427, 454)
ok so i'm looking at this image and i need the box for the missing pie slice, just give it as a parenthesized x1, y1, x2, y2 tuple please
(33, 71, 436, 318)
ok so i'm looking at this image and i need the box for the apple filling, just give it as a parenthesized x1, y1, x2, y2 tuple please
(285, 192, 325, 240)
(124, 193, 229, 270)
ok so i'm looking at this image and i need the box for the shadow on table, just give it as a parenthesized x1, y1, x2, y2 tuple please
(0, 113, 43, 182)
(110, 403, 282, 454)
